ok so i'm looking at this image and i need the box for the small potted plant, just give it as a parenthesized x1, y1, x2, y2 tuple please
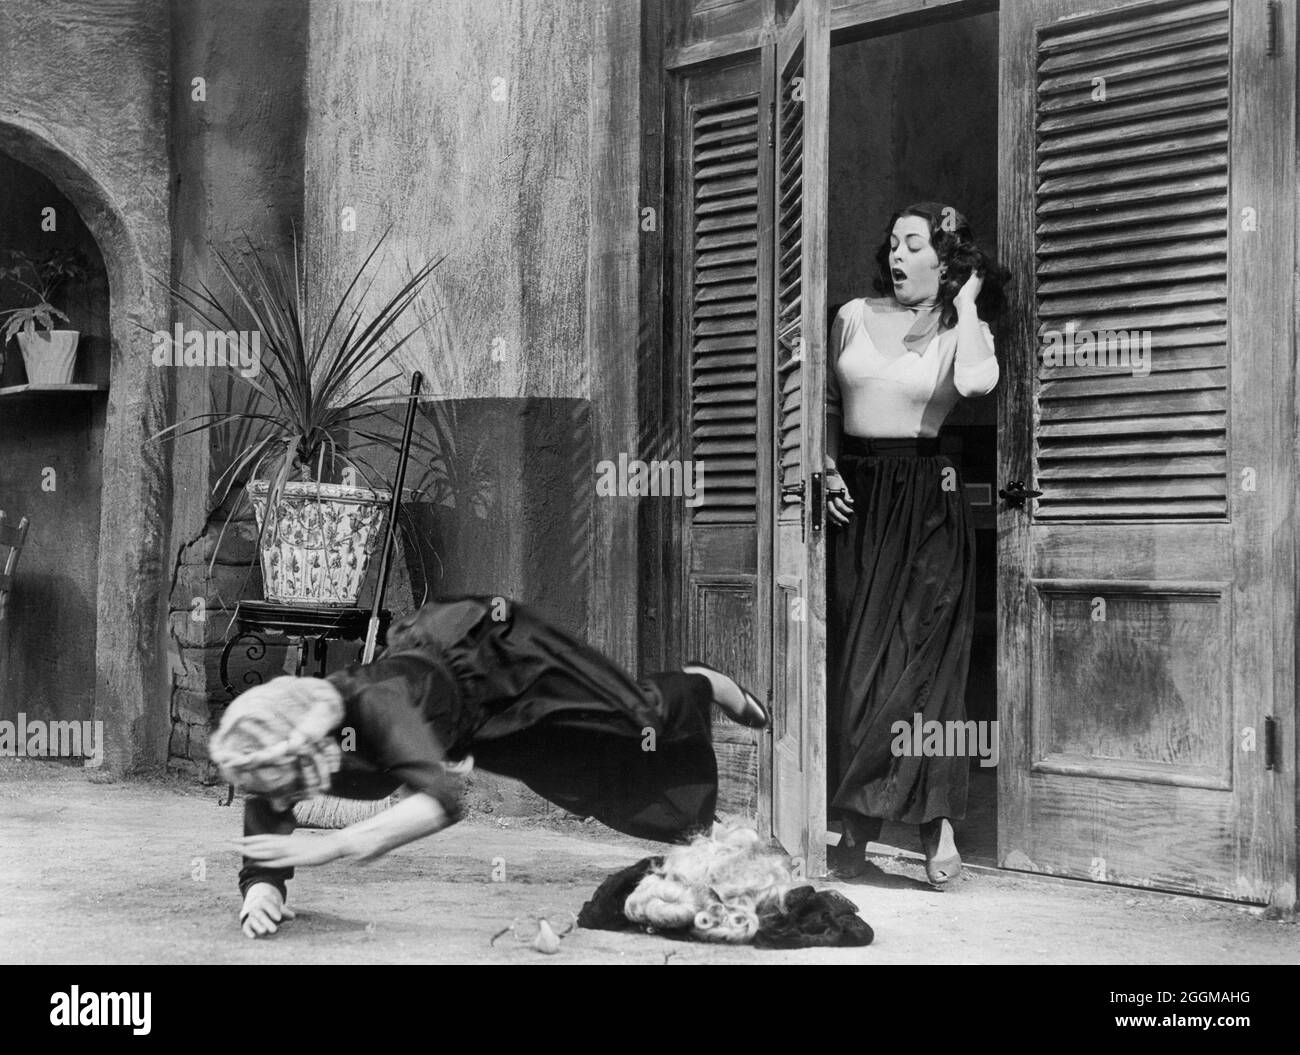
(0, 248, 90, 386)
(152, 231, 444, 607)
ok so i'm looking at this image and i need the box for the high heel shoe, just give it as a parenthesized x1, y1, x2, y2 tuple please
(920, 817, 962, 885)
(683, 660, 770, 729)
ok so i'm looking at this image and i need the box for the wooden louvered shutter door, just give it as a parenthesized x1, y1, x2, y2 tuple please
(999, 0, 1296, 906)
(672, 58, 773, 826)
(769, 0, 828, 873)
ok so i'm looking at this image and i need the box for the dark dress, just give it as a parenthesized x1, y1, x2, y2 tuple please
(239, 596, 718, 897)
(827, 436, 977, 832)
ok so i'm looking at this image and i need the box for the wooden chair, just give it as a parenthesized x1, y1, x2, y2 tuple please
(0, 510, 29, 625)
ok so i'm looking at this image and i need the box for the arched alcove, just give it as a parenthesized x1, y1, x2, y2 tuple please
(0, 152, 110, 726)
(0, 118, 181, 771)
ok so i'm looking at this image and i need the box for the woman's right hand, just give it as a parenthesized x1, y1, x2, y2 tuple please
(239, 882, 296, 939)
(825, 468, 854, 526)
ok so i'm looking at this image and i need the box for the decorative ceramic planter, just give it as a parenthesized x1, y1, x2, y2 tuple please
(246, 480, 391, 606)
(17, 329, 79, 385)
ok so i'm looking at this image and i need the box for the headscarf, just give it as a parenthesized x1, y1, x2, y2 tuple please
(209, 676, 345, 803)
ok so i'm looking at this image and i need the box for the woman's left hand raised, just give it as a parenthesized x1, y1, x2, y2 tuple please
(955, 269, 983, 311)
(236, 833, 344, 868)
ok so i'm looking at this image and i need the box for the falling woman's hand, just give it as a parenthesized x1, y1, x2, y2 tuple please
(239, 882, 296, 939)
(236, 832, 344, 869)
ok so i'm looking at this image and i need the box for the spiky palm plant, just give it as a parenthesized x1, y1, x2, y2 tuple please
(151, 229, 445, 523)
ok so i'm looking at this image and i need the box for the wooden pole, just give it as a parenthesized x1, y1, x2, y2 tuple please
(362, 371, 422, 663)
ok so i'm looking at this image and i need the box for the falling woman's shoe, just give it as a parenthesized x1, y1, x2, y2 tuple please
(683, 660, 771, 729)
(920, 817, 962, 886)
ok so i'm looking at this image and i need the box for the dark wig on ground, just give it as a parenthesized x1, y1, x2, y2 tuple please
(872, 201, 1011, 329)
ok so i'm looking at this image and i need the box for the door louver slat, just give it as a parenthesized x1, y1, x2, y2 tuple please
(776, 53, 805, 512)
(688, 95, 762, 524)
(1033, 0, 1229, 520)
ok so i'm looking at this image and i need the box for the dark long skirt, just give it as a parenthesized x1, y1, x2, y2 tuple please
(391, 597, 720, 842)
(469, 671, 719, 844)
(827, 437, 977, 831)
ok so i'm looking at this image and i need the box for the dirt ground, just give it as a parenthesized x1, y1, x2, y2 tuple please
(1, 759, 1294, 965)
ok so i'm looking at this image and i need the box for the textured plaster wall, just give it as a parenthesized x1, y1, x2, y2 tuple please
(303, 0, 598, 635)
(297, 0, 645, 817)
(0, 0, 175, 768)
(164, 0, 308, 778)
(305, 0, 591, 401)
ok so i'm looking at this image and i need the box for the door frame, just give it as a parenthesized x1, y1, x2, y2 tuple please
(644, 0, 1005, 867)
(643, 0, 1298, 908)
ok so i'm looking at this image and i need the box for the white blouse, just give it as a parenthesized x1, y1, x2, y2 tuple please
(827, 297, 999, 440)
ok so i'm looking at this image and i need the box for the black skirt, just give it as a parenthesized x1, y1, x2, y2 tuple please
(338, 597, 719, 843)
(827, 437, 977, 827)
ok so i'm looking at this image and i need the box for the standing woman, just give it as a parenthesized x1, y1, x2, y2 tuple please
(824, 202, 1007, 883)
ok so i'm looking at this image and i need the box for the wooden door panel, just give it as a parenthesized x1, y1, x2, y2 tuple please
(1030, 581, 1231, 788)
(669, 0, 769, 56)
(1036, 523, 1226, 578)
(999, 0, 1295, 906)
(769, 0, 828, 874)
(690, 579, 763, 817)
(672, 58, 774, 824)
(772, 574, 805, 850)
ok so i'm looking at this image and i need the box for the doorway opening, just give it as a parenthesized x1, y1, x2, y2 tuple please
(825, 8, 1001, 866)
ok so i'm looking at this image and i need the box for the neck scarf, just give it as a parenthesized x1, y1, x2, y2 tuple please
(859, 298, 947, 359)
(902, 302, 945, 356)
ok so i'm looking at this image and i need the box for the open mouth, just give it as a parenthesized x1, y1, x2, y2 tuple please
(891, 267, 908, 283)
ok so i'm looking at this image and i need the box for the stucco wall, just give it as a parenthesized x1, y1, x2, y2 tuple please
(0, 0, 175, 768)
(303, 0, 600, 637)
(164, 0, 308, 779)
(295, 0, 643, 818)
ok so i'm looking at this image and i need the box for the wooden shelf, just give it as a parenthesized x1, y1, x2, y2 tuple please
(0, 383, 108, 397)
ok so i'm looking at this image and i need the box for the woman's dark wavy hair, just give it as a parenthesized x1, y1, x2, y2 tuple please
(873, 201, 1011, 329)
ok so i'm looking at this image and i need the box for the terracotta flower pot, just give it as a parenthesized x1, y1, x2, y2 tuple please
(17, 329, 79, 385)
(246, 480, 392, 606)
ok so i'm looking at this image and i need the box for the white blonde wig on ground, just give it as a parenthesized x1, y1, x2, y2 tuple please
(623, 823, 795, 943)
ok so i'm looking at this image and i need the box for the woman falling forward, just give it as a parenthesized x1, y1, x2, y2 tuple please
(210, 595, 768, 938)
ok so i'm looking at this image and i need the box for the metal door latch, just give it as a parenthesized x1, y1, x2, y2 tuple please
(998, 480, 1043, 509)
